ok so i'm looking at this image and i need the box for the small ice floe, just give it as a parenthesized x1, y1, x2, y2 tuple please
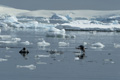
(35, 55, 50, 59)
(36, 61, 47, 64)
(21, 41, 32, 45)
(37, 40, 50, 47)
(103, 59, 115, 64)
(91, 42, 105, 49)
(58, 42, 69, 47)
(6, 47, 10, 50)
(0, 35, 11, 40)
(74, 57, 80, 60)
(0, 41, 17, 44)
(74, 52, 82, 56)
(16, 64, 36, 70)
(83, 42, 88, 46)
(12, 38, 21, 42)
(0, 58, 8, 62)
(114, 43, 120, 48)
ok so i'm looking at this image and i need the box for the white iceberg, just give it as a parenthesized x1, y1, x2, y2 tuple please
(46, 27, 66, 38)
(50, 14, 68, 21)
(49, 14, 69, 23)
(37, 39, 50, 47)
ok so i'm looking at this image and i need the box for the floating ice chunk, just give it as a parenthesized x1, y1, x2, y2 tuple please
(36, 61, 47, 64)
(83, 42, 88, 45)
(103, 59, 115, 64)
(0, 58, 8, 62)
(114, 43, 120, 48)
(91, 42, 105, 49)
(12, 38, 21, 42)
(16, 64, 36, 70)
(104, 59, 112, 62)
(58, 42, 69, 47)
(0, 35, 11, 40)
(74, 57, 80, 60)
(6, 47, 10, 50)
(37, 40, 50, 47)
(35, 55, 50, 58)
(46, 27, 66, 38)
(21, 41, 32, 45)
(0, 41, 17, 44)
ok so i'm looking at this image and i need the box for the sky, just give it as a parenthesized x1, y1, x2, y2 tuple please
(0, 0, 120, 10)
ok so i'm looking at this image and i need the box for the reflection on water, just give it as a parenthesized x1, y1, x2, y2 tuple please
(0, 29, 120, 80)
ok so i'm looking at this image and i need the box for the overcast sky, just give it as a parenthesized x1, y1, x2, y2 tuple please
(0, 0, 120, 10)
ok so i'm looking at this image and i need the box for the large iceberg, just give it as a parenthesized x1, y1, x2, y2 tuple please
(49, 14, 70, 24)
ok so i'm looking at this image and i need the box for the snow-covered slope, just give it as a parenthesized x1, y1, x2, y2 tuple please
(0, 5, 29, 15)
(0, 5, 120, 19)
(19, 10, 120, 19)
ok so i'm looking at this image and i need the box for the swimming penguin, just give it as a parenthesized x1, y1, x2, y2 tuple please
(76, 45, 85, 53)
(76, 45, 86, 59)
(19, 47, 29, 59)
